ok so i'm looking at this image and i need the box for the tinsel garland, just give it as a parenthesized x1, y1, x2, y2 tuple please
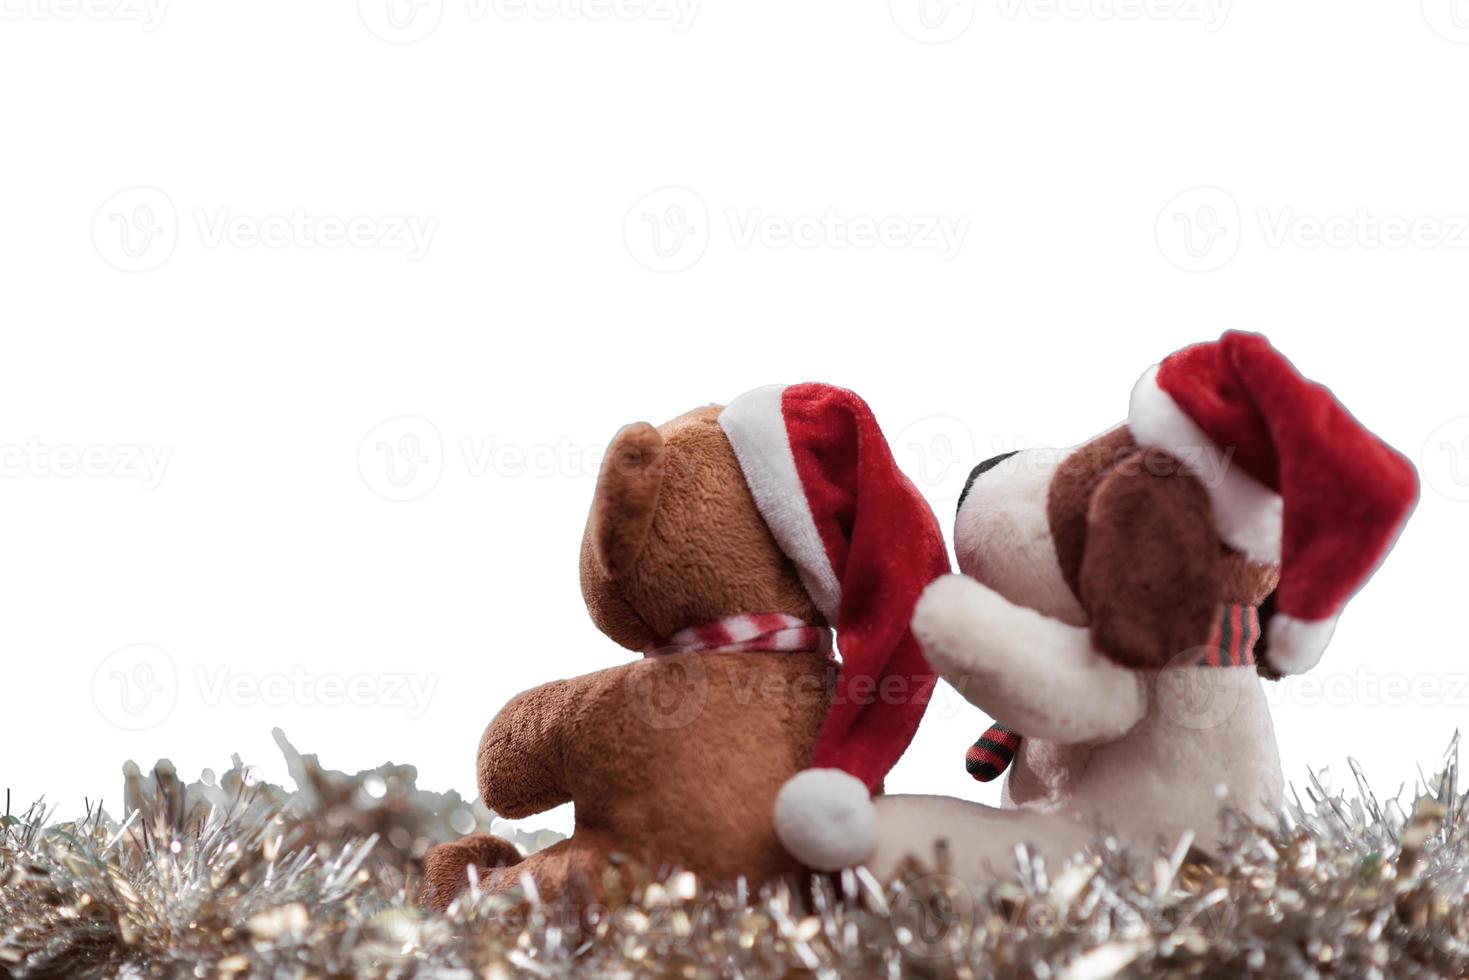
(2, 730, 1465, 979)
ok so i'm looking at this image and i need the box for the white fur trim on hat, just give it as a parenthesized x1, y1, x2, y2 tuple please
(774, 769, 877, 871)
(1264, 613, 1337, 676)
(719, 385, 842, 622)
(1128, 365, 1283, 564)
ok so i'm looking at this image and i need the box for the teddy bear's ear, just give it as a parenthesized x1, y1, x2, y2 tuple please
(1078, 450, 1223, 670)
(588, 422, 667, 581)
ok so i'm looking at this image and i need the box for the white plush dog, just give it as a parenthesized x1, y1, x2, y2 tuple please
(864, 333, 1418, 883)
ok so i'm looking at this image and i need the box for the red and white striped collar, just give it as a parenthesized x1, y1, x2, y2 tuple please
(645, 613, 832, 658)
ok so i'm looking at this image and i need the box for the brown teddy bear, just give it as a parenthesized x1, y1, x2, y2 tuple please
(856, 332, 1419, 883)
(420, 384, 949, 911)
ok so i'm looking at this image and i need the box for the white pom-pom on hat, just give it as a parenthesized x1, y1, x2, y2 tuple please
(1264, 613, 1339, 676)
(774, 769, 877, 871)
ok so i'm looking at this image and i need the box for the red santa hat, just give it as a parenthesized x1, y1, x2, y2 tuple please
(718, 383, 950, 871)
(1128, 331, 1418, 676)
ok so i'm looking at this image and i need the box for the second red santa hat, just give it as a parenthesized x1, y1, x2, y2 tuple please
(719, 383, 950, 871)
(1128, 331, 1419, 677)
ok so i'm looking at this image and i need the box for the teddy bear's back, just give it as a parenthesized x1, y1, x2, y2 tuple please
(564, 649, 834, 881)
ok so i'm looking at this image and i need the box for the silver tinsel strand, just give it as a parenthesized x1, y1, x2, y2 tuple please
(2, 729, 1465, 978)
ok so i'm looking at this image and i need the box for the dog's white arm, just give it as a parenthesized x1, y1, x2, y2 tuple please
(912, 574, 1147, 744)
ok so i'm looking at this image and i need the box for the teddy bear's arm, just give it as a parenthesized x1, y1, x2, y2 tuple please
(476, 674, 599, 818)
(912, 574, 1147, 744)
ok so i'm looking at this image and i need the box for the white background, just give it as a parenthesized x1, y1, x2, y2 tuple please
(2, 0, 1466, 838)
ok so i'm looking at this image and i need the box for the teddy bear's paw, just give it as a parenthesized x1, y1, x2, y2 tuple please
(419, 834, 523, 912)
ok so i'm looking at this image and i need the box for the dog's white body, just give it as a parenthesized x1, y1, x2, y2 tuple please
(868, 448, 1285, 883)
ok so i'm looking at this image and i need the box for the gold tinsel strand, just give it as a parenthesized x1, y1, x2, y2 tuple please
(2, 730, 1466, 978)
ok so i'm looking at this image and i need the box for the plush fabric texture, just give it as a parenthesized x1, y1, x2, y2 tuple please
(1078, 448, 1223, 670)
(916, 573, 1148, 747)
(957, 448, 1089, 628)
(782, 384, 952, 790)
(881, 334, 1415, 880)
(470, 651, 833, 905)
(719, 386, 842, 620)
(585, 421, 667, 582)
(1198, 602, 1261, 668)
(580, 407, 821, 652)
(719, 384, 952, 795)
(957, 451, 1019, 514)
(967, 602, 1262, 782)
(419, 832, 523, 911)
(1046, 428, 1280, 670)
(965, 724, 1021, 782)
(896, 572, 1283, 877)
(419, 405, 835, 912)
(719, 383, 951, 872)
(1000, 432, 1276, 826)
(1133, 331, 1419, 674)
(771, 768, 877, 872)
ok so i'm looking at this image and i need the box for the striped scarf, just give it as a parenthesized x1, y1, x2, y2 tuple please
(966, 602, 1262, 782)
(646, 613, 833, 658)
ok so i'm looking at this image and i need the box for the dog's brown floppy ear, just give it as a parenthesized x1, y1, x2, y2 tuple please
(588, 422, 667, 580)
(1078, 450, 1223, 670)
